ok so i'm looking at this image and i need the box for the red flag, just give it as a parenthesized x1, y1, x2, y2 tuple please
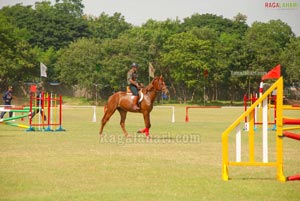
(30, 85, 37, 93)
(262, 64, 281, 81)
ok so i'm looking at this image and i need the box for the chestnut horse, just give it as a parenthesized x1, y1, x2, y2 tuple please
(99, 76, 168, 138)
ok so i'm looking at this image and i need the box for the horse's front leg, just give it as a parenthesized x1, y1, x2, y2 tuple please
(118, 109, 129, 137)
(138, 112, 151, 138)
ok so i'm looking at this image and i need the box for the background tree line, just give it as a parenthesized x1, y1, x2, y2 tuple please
(1, 0, 299, 103)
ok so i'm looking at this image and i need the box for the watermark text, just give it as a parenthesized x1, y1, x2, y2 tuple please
(264, 2, 298, 9)
(231, 70, 266, 77)
(99, 133, 201, 145)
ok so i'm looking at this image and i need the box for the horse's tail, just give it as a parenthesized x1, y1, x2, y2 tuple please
(104, 92, 120, 112)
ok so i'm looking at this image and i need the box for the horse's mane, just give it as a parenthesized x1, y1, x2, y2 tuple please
(144, 76, 159, 93)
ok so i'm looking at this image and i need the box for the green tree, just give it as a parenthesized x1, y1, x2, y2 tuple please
(87, 12, 132, 39)
(31, 46, 59, 82)
(161, 30, 214, 101)
(98, 35, 150, 91)
(182, 13, 248, 35)
(34, 0, 90, 50)
(55, 35, 150, 98)
(55, 38, 102, 90)
(244, 20, 294, 72)
(124, 19, 182, 92)
(1, 1, 90, 50)
(2, 2, 297, 102)
(0, 14, 37, 87)
(177, 13, 250, 101)
(54, 0, 84, 17)
(280, 37, 300, 83)
(217, 32, 249, 101)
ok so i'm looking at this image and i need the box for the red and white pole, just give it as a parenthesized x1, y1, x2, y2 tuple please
(259, 81, 263, 98)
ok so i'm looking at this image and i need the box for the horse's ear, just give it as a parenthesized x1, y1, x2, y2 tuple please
(160, 75, 163, 79)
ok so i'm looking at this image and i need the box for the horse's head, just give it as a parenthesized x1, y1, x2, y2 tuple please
(152, 75, 168, 94)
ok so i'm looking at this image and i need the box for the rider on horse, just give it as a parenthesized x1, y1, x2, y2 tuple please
(127, 63, 141, 111)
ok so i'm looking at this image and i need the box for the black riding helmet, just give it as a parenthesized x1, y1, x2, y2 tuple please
(131, 63, 138, 68)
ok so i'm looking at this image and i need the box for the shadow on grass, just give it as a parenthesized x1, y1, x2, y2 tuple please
(228, 177, 276, 181)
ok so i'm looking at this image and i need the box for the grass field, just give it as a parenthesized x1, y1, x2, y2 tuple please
(0, 105, 299, 201)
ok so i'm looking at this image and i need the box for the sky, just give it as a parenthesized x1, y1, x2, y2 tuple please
(1, 0, 299, 35)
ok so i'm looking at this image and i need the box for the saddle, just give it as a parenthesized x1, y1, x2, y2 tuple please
(126, 86, 143, 103)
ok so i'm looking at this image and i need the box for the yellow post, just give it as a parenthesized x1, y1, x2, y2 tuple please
(249, 110, 255, 163)
(268, 94, 271, 124)
(275, 77, 285, 182)
(222, 134, 229, 181)
(43, 93, 47, 124)
(222, 77, 286, 182)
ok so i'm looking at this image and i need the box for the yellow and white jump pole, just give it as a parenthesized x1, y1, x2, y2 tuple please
(222, 77, 285, 182)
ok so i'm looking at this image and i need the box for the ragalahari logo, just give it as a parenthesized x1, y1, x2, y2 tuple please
(265, 1, 298, 9)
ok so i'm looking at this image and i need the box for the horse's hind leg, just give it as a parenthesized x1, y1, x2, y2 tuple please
(118, 108, 129, 137)
(99, 104, 117, 136)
